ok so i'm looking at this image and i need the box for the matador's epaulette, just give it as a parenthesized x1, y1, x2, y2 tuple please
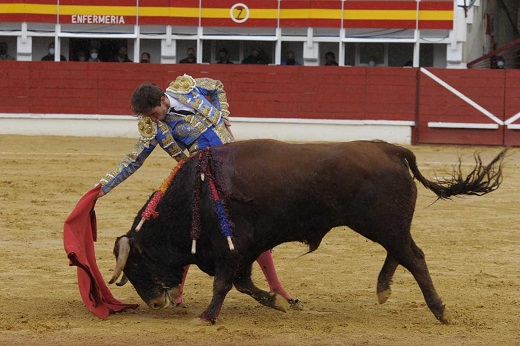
(167, 74, 196, 94)
(138, 116, 157, 141)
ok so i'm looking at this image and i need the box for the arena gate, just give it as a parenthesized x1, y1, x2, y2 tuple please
(416, 68, 520, 146)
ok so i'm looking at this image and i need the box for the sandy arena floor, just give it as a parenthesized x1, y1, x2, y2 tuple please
(0, 135, 519, 345)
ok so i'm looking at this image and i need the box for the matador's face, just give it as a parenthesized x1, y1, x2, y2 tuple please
(146, 96, 169, 123)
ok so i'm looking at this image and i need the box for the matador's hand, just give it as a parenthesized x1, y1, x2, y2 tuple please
(93, 183, 105, 198)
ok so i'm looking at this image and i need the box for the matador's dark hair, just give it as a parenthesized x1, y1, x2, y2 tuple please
(131, 82, 164, 116)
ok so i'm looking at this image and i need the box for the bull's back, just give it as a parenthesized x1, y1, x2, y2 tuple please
(213, 139, 416, 213)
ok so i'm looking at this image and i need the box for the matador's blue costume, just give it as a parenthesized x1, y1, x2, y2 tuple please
(100, 75, 234, 194)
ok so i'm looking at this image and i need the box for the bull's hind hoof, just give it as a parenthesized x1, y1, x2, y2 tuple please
(437, 307, 452, 325)
(273, 294, 290, 312)
(377, 289, 392, 304)
(288, 299, 304, 310)
(191, 316, 215, 326)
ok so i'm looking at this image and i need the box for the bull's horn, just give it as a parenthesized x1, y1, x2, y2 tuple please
(109, 237, 130, 284)
(116, 274, 129, 286)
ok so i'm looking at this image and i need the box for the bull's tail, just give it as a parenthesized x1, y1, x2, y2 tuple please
(397, 147, 507, 199)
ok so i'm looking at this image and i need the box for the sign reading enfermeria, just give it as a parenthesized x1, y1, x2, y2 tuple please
(71, 15, 125, 24)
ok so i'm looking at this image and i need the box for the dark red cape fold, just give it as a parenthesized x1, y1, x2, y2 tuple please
(63, 184, 138, 319)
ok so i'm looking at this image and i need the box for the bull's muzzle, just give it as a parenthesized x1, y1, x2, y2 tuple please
(147, 287, 181, 309)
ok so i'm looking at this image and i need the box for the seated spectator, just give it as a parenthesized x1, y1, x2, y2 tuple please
(179, 47, 196, 63)
(140, 52, 151, 63)
(111, 46, 132, 62)
(324, 51, 338, 66)
(282, 50, 301, 66)
(0, 42, 15, 60)
(368, 56, 377, 67)
(89, 48, 101, 62)
(241, 46, 270, 65)
(41, 42, 67, 61)
(216, 48, 233, 64)
(496, 56, 505, 69)
(76, 50, 87, 62)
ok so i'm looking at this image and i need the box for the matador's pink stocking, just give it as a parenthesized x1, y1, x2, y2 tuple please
(256, 250, 292, 300)
(174, 265, 190, 305)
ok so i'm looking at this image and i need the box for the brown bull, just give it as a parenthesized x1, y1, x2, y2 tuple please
(110, 139, 506, 324)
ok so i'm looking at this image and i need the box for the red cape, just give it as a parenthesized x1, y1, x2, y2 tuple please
(63, 184, 138, 319)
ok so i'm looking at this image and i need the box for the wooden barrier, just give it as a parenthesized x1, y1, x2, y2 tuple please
(1, 61, 519, 146)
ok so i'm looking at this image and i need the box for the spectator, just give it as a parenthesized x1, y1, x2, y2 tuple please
(76, 50, 87, 62)
(41, 42, 67, 61)
(216, 48, 233, 64)
(140, 52, 151, 63)
(111, 45, 132, 62)
(368, 56, 377, 67)
(496, 56, 505, 69)
(179, 47, 196, 63)
(281, 50, 301, 66)
(324, 51, 338, 66)
(89, 48, 101, 62)
(0, 42, 15, 60)
(241, 46, 270, 65)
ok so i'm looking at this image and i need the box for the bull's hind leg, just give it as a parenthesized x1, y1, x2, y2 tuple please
(385, 239, 450, 324)
(377, 254, 399, 304)
(233, 265, 290, 312)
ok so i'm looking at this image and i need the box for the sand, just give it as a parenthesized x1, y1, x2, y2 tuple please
(1, 135, 519, 345)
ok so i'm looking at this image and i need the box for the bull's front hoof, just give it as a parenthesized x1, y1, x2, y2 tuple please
(288, 299, 304, 310)
(377, 289, 392, 304)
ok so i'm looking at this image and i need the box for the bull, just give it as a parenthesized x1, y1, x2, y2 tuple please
(109, 139, 506, 324)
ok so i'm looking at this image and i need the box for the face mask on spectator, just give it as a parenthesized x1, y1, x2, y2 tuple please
(91, 53, 98, 60)
(49, 48, 55, 55)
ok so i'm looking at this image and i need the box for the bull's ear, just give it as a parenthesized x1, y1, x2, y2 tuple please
(113, 235, 127, 256)
(128, 237, 143, 255)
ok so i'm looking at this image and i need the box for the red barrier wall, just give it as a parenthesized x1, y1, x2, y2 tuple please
(1, 62, 519, 146)
(0, 62, 417, 122)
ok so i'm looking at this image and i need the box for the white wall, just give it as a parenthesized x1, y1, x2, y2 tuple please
(464, 0, 488, 62)
(0, 114, 413, 145)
